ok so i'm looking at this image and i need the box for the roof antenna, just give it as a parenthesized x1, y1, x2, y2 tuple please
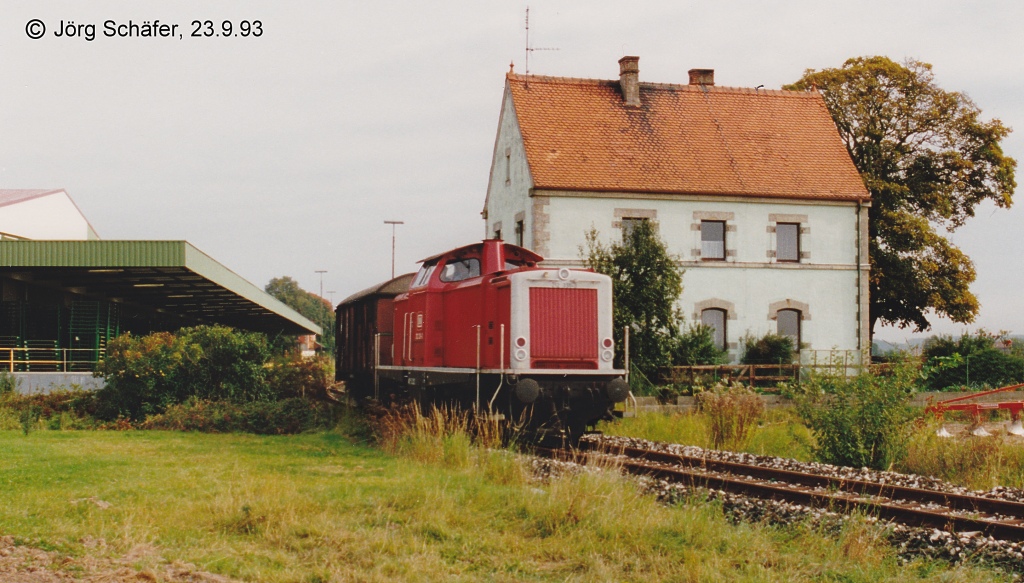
(524, 6, 559, 87)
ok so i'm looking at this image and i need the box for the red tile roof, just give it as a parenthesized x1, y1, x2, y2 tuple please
(507, 74, 869, 201)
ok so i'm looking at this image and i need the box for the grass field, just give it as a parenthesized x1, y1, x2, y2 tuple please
(0, 426, 1017, 582)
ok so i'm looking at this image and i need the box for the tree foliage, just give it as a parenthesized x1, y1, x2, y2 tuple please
(265, 276, 335, 353)
(582, 220, 683, 379)
(786, 56, 1016, 334)
(921, 330, 1024, 390)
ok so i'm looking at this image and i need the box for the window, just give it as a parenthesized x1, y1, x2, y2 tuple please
(777, 309, 801, 346)
(494, 229, 502, 241)
(411, 263, 436, 288)
(776, 223, 800, 262)
(701, 308, 727, 351)
(438, 258, 481, 283)
(620, 217, 649, 240)
(701, 221, 725, 260)
(514, 220, 525, 247)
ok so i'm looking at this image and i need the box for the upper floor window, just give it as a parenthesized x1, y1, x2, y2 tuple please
(439, 258, 481, 283)
(777, 309, 801, 346)
(514, 220, 525, 247)
(620, 217, 650, 240)
(776, 223, 800, 262)
(701, 308, 727, 351)
(701, 221, 726, 260)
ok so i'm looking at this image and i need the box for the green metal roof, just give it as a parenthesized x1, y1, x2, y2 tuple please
(0, 240, 320, 336)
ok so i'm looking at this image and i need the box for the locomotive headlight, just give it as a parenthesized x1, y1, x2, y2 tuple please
(515, 336, 527, 347)
(601, 349, 614, 362)
(514, 348, 528, 361)
(602, 338, 613, 349)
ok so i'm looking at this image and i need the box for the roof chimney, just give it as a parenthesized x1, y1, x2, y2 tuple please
(688, 68, 715, 86)
(618, 56, 640, 106)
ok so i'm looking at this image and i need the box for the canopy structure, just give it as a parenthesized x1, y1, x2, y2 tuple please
(0, 240, 319, 338)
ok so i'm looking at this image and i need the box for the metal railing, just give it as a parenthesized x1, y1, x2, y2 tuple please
(1, 347, 102, 373)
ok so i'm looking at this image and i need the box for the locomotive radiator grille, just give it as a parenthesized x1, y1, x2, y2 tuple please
(528, 287, 598, 367)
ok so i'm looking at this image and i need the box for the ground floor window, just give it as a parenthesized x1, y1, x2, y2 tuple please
(701, 308, 727, 351)
(777, 308, 801, 346)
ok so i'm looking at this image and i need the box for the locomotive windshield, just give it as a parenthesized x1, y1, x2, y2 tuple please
(438, 258, 481, 283)
(411, 263, 436, 288)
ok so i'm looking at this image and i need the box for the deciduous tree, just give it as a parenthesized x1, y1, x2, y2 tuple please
(786, 57, 1016, 334)
(265, 276, 335, 353)
(582, 221, 683, 379)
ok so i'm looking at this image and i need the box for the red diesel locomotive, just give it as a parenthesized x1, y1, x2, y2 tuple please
(336, 239, 629, 439)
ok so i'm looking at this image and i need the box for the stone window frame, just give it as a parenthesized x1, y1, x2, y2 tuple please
(768, 299, 810, 349)
(514, 211, 525, 247)
(492, 221, 502, 241)
(610, 206, 659, 227)
(690, 211, 736, 261)
(766, 213, 810, 262)
(693, 298, 738, 350)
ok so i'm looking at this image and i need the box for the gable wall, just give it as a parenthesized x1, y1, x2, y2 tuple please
(0, 193, 94, 240)
(483, 88, 534, 247)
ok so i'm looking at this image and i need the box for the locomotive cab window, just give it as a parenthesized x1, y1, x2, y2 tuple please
(411, 263, 437, 288)
(439, 258, 481, 283)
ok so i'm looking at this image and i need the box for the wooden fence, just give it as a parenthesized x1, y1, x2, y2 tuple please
(662, 362, 889, 392)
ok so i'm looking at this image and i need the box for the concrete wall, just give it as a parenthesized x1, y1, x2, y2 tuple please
(10, 373, 105, 394)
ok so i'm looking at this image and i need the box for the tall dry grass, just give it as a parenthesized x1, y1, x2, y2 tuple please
(898, 420, 1024, 490)
(697, 382, 766, 449)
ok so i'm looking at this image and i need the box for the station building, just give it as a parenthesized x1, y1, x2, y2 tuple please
(0, 189, 319, 391)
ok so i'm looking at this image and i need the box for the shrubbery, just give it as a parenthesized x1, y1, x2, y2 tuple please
(139, 398, 342, 434)
(672, 324, 727, 366)
(741, 333, 795, 365)
(95, 325, 336, 424)
(791, 359, 918, 470)
(921, 330, 1024, 391)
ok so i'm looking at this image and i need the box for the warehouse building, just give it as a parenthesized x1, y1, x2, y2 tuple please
(0, 189, 319, 391)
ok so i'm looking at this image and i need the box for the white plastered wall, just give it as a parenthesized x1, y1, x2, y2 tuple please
(538, 194, 864, 362)
(482, 86, 533, 245)
(0, 192, 96, 240)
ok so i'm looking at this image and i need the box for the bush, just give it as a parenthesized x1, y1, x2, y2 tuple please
(672, 324, 727, 366)
(96, 325, 273, 421)
(697, 383, 765, 449)
(921, 331, 1024, 390)
(0, 370, 18, 395)
(267, 355, 336, 400)
(0, 389, 101, 431)
(139, 397, 342, 434)
(741, 333, 794, 365)
(791, 360, 917, 470)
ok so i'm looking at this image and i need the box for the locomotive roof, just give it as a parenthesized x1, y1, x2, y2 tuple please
(418, 240, 544, 264)
(339, 272, 415, 306)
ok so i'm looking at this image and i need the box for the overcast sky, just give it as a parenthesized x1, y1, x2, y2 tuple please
(2, 1, 1022, 343)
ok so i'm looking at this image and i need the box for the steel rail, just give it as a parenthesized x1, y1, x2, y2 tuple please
(581, 441, 1024, 519)
(533, 445, 1024, 541)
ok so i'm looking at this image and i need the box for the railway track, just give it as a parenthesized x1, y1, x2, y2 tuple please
(532, 437, 1024, 542)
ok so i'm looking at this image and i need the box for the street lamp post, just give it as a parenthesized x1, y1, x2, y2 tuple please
(315, 270, 327, 300)
(384, 220, 404, 278)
